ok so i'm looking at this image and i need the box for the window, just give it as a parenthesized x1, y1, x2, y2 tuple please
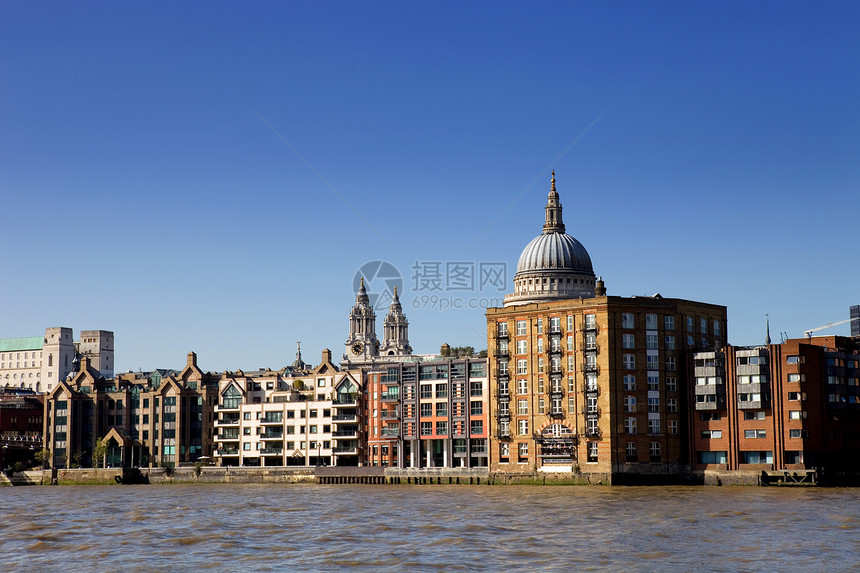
(624, 396, 636, 413)
(537, 339, 543, 354)
(622, 313, 634, 329)
(664, 315, 674, 330)
(420, 384, 432, 398)
(668, 419, 679, 434)
(567, 336, 573, 352)
(518, 419, 528, 436)
(626, 442, 638, 462)
(645, 313, 658, 330)
(741, 451, 773, 464)
(518, 399, 528, 415)
(789, 429, 808, 439)
(517, 379, 528, 394)
(497, 322, 508, 336)
(436, 384, 448, 398)
(549, 316, 561, 332)
(516, 320, 527, 336)
(436, 421, 448, 435)
(665, 335, 675, 350)
(499, 443, 510, 461)
(648, 397, 660, 413)
(470, 401, 482, 415)
(470, 420, 483, 435)
(788, 410, 806, 420)
(648, 419, 661, 435)
(517, 360, 528, 375)
(623, 354, 635, 370)
(788, 392, 801, 401)
(666, 377, 677, 392)
(243, 412, 251, 420)
(687, 317, 694, 332)
(646, 334, 659, 350)
(698, 451, 727, 464)
(585, 314, 596, 329)
(518, 442, 528, 459)
(666, 356, 676, 371)
(700, 412, 722, 421)
(624, 417, 637, 434)
(786, 356, 800, 364)
(623, 334, 635, 349)
(538, 397, 545, 414)
(667, 398, 678, 413)
(702, 430, 722, 439)
(517, 340, 527, 354)
(649, 442, 661, 462)
(787, 373, 803, 383)
(713, 320, 721, 336)
(744, 429, 767, 439)
(435, 403, 447, 417)
(587, 441, 598, 463)
(700, 318, 707, 334)
(623, 375, 636, 391)
(420, 403, 432, 417)
(536, 318, 543, 334)
(568, 315, 573, 331)
(647, 375, 659, 390)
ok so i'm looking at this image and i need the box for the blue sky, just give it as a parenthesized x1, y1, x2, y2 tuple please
(2, 1, 858, 372)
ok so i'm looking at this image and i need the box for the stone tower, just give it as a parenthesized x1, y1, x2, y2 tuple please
(345, 278, 380, 361)
(380, 287, 412, 356)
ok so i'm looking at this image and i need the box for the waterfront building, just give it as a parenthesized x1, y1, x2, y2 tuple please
(43, 352, 219, 468)
(692, 335, 860, 473)
(0, 327, 114, 393)
(0, 390, 43, 469)
(212, 348, 365, 467)
(363, 357, 489, 468)
(486, 173, 727, 482)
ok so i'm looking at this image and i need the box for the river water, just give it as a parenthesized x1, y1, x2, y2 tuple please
(1, 484, 858, 571)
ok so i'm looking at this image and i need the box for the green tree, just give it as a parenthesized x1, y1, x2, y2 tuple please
(92, 437, 108, 468)
(34, 448, 51, 469)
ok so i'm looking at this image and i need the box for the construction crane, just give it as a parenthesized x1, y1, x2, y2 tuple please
(804, 317, 860, 338)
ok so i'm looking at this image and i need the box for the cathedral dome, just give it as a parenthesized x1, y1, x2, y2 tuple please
(503, 172, 598, 306)
(516, 232, 593, 275)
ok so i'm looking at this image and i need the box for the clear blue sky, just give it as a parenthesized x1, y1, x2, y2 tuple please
(2, 1, 858, 373)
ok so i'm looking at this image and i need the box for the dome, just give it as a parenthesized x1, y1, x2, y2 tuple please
(516, 232, 593, 275)
(503, 171, 598, 306)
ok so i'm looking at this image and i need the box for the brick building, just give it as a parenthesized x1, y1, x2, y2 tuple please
(487, 173, 726, 482)
(692, 336, 860, 473)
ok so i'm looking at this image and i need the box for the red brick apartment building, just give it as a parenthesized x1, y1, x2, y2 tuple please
(692, 336, 860, 473)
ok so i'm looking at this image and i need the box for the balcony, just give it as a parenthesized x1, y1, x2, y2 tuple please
(582, 406, 601, 418)
(333, 429, 358, 439)
(581, 383, 599, 395)
(261, 447, 283, 455)
(497, 413, 511, 423)
(549, 327, 562, 335)
(261, 430, 283, 439)
(497, 372, 509, 382)
(496, 331, 509, 340)
(497, 430, 511, 439)
(332, 413, 357, 422)
(333, 445, 358, 455)
(549, 367, 564, 376)
(549, 390, 564, 400)
(380, 391, 400, 402)
(381, 427, 400, 437)
(581, 323, 598, 334)
(549, 410, 565, 419)
(217, 447, 239, 456)
(261, 414, 283, 424)
(380, 410, 400, 420)
(215, 432, 240, 442)
(496, 350, 510, 359)
(580, 343, 600, 353)
(333, 393, 359, 406)
(581, 363, 599, 375)
(216, 416, 240, 426)
(584, 428, 601, 438)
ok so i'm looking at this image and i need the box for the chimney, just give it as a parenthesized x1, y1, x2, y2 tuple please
(594, 276, 606, 297)
(321, 348, 332, 363)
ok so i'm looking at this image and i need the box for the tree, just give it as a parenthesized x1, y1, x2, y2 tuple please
(92, 437, 108, 468)
(34, 448, 51, 469)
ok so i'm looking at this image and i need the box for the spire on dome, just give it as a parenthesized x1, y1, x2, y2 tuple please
(543, 170, 565, 234)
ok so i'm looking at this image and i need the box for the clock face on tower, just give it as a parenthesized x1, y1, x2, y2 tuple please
(352, 342, 364, 355)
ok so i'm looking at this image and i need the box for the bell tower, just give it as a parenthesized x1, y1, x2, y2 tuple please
(345, 278, 380, 361)
(380, 287, 411, 356)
